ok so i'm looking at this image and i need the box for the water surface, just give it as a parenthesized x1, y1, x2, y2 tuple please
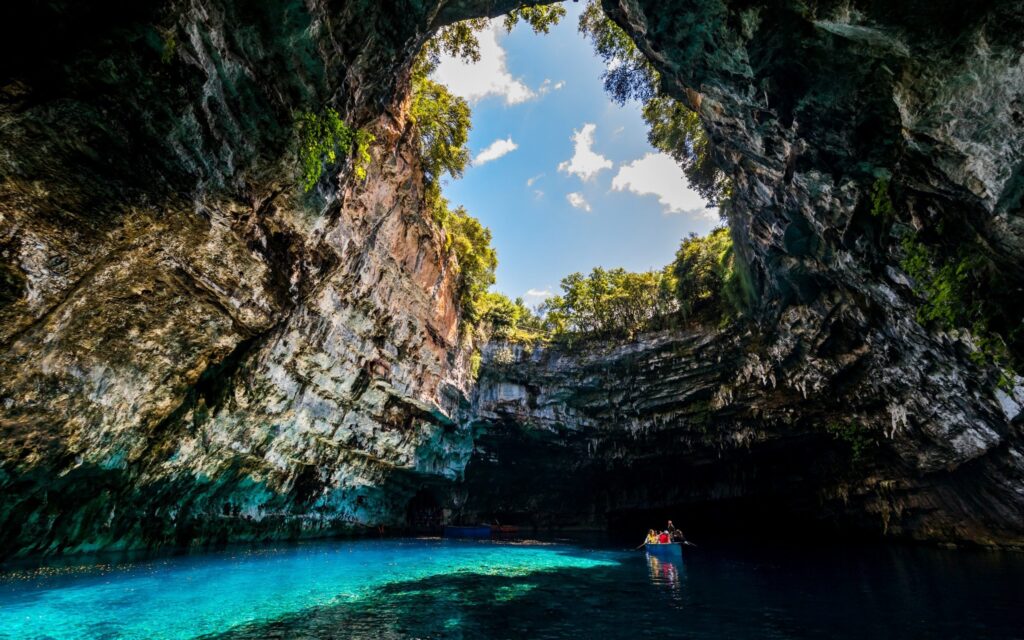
(1, 537, 1021, 639)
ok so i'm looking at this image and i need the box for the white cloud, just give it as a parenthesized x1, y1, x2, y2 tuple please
(558, 123, 612, 181)
(526, 173, 544, 187)
(533, 189, 545, 199)
(566, 192, 592, 212)
(432, 21, 535, 105)
(474, 136, 518, 165)
(524, 288, 553, 302)
(538, 78, 566, 96)
(611, 152, 713, 217)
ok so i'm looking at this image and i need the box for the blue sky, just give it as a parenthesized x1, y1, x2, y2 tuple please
(433, 3, 719, 306)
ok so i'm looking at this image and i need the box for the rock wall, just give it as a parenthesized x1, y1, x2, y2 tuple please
(0, 0, 509, 558)
(463, 321, 1023, 546)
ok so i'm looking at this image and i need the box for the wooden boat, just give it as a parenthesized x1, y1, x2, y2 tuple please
(489, 524, 519, 534)
(443, 525, 491, 538)
(644, 542, 683, 557)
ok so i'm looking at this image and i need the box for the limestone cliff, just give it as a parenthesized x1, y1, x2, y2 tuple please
(0, 0, 1023, 559)
(0, 0, 496, 558)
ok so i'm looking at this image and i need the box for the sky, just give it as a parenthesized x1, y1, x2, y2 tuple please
(433, 3, 720, 306)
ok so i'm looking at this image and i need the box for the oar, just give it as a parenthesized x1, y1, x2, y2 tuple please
(634, 540, 648, 550)
(682, 540, 697, 547)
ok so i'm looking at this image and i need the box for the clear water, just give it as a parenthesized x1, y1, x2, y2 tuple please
(0, 537, 1021, 639)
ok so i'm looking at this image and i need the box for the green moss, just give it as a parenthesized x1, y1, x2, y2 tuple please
(900, 234, 1015, 387)
(870, 177, 894, 218)
(160, 28, 177, 65)
(824, 420, 876, 463)
(296, 108, 374, 192)
(469, 351, 482, 381)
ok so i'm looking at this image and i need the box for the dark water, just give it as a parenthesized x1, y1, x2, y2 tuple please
(1, 536, 1021, 639)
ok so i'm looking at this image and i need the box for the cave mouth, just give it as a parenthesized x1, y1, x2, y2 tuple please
(420, 1, 731, 326)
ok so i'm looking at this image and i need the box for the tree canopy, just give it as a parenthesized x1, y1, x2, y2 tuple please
(530, 228, 753, 342)
(542, 267, 677, 338)
(410, 77, 471, 186)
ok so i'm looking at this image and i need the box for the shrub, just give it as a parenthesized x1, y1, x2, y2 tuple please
(297, 109, 374, 192)
(672, 227, 752, 321)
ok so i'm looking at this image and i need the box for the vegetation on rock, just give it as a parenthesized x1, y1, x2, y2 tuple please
(410, 78, 472, 187)
(869, 180, 1020, 386)
(673, 227, 753, 321)
(900, 233, 1017, 386)
(297, 108, 374, 192)
(869, 176, 894, 218)
(824, 420, 877, 465)
(477, 292, 547, 343)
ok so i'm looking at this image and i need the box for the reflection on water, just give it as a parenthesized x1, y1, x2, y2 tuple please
(1, 537, 1022, 639)
(645, 552, 684, 596)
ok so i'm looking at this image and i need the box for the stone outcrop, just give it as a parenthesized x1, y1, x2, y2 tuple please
(0, 0, 1023, 559)
(0, 0, 490, 558)
(463, 320, 1023, 545)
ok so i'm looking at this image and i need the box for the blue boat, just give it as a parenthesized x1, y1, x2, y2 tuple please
(644, 542, 683, 557)
(443, 525, 491, 538)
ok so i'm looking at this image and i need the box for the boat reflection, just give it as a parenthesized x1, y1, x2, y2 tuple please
(645, 552, 685, 596)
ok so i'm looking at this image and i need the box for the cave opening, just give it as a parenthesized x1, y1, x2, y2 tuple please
(410, 1, 776, 542)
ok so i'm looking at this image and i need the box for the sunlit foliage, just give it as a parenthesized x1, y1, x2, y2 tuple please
(578, 0, 657, 104)
(672, 227, 752, 320)
(428, 192, 497, 325)
(504, 4, 568, 35)
(477, 292, 547, 343)
(297, 108, 374, 192)
(643, 95, 730, 205)
(542, 267, 677, 338)
(410, 78, 471, 185)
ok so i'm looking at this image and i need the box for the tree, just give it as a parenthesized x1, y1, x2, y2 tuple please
(644, 95, 729, 205)
(410, 78, 471, 186)
(405, 12, 566, 331)
(477, 292, 546, 342)
(672, 226, 753, 321)
(542, 267, 677, 338)
(578, 0, 657, 104)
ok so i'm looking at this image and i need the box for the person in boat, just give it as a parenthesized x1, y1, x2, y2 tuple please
(645, 529, 659, 545)
(667, 520, 685, 543)
(658, 530, 670, 544)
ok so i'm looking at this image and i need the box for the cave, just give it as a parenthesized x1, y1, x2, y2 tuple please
(0, 0, 1023, 635)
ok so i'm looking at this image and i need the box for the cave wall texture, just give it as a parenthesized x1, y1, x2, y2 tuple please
(0, 0, 1022, 559)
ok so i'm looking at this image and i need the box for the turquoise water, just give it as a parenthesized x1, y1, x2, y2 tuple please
(1, 537, 1022, 639)
(0, 539, 616, 639)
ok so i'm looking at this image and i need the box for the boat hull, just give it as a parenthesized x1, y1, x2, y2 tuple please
(644, 543, 683, 557)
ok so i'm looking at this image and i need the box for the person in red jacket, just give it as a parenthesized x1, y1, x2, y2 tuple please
(658, 531, 670, 544)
